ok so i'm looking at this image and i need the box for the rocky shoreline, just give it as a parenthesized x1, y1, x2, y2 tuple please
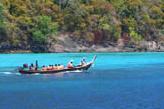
(1, 48, 164, 54)
(1, 43, 164, 54)
(48, 35, 164, 53)
(1, 35, 164, 53)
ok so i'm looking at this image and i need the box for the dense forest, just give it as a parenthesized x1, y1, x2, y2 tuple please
(0, 0, 163, 52)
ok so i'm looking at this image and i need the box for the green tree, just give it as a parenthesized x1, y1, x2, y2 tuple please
(0, 3, 4, 20)
(63, 0, 87, 31)
(30, 15, 58, 52)
(0, 0, 163, 51)
(0, 3, 7, 42)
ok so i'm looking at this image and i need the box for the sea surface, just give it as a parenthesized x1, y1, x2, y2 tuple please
(0, 52, 164, 109)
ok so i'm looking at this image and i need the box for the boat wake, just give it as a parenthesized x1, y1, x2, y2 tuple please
(0, 67, 84, 77)
(0, 66, 21, 76)
(0, 72, 12, 75)
(0, 71, 21, 76)
(66, 70, 83, 73)
(74, 70, 83, 73)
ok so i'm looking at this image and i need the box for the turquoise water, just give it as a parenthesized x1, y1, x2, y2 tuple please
(0, 52, 164, 109)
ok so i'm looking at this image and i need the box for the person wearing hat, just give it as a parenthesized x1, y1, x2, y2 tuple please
(79, 58, 87, 66)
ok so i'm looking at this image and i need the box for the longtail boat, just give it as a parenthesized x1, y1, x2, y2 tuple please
(19, 56, 96, 74)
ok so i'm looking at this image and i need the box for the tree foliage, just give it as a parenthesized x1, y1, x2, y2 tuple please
(31, 15, 58, 43)
(0, 0, 163, 51)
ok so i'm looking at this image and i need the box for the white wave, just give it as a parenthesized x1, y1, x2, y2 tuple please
(0, 72, 23, 76)
(15, 73, 22, 75)
(0, 72, 12, 75)
(65, 71, 71, 73)
(66, 70, 82, 73)
(59, 72, 69, 74)
(74, 70, 82, 73)
(33, 73, 40, 75)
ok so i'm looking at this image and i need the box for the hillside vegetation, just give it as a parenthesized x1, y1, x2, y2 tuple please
(0, 0, 163, 52)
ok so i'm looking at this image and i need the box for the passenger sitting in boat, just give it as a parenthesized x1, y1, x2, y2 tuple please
(67, 61, 74, 69)
(29, 63, 35, 70)
(51, 65, 54, 69)
(47, 65, 53, 70)
(57, 64, 60, 70)
(57, 64, 64, 70)
(46, 65, 50, 70)
(42, 65, 47, 71)
(52, 64, 58, 70)
(60, 65, 64, 70)
(79, 58, 87, 66)
(23, 64, 28, 69)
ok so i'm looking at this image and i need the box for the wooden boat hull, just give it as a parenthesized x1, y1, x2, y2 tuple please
(19, 63, 93, 74)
